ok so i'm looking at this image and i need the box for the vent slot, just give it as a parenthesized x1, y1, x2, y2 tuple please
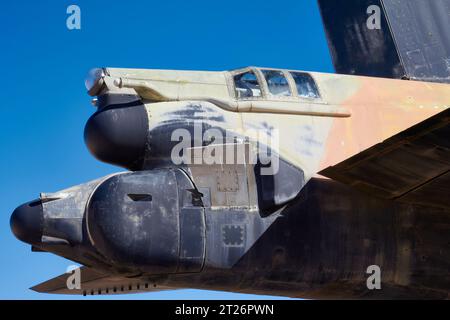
(128, 194, 152, 202)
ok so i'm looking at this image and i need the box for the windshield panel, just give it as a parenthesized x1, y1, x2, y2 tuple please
(233, 71, 262, 99)
(261, 70, 292, 97)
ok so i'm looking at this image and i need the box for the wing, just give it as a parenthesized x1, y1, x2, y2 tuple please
(317, 0, 450, 83)
(320, 109, 450, 209)
(31, 266, 175, 296)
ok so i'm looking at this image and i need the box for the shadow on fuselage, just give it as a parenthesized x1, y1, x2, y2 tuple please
(170, 178, 450, 299)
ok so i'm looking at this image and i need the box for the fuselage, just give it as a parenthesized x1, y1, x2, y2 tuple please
(11, 66, 450, 299)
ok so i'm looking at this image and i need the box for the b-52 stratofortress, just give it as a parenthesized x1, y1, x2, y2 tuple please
(10, 0, 450, 299)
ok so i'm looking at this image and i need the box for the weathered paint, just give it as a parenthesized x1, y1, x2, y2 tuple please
(11, 66, 450, 299)
(318, 74, 450, 170)
(103, 67, 450, 180)
(30, 178, 450, 299)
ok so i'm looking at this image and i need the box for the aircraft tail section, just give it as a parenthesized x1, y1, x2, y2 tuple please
(317, 0, 450, 83)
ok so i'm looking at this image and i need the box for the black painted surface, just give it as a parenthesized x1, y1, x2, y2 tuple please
(84, 94, 148, 170)
(318, 0, 405, 78)
(383, 0, 450, 82)
(255, 159, 305, 216)
(167, 179, 450, 299)
(10, 200, 43, 245)
(15, 173, 450, 298)
(86, 170, 181, 274)
(318, 0, 450, 83)
(179, 208, 205, 273)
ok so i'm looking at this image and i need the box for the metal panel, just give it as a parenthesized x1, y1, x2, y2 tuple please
(383, 0, 450, 82)
(317, 0, 450, 83)
(317, 0, 405, 78)
(178, 207, 205, 273)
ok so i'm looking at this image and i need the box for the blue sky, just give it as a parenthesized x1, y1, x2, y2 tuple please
(0, 0, 333, 299)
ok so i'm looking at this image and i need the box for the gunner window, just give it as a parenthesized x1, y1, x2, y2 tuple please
(290, 72, 320, 99)
(261, 70, 291, 97)
(234, 71, 262, 99)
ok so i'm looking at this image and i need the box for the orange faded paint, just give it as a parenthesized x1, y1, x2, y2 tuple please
(319, 76, 450, 171)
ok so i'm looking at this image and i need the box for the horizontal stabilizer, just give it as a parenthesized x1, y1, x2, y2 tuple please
(31, 267, 174, 296)
(320, 109, 450, 209)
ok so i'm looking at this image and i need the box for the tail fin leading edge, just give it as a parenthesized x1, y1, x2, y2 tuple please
(317, 0, 450, 83)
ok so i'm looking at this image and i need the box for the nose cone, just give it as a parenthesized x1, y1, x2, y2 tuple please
(10, 200, 43, 244)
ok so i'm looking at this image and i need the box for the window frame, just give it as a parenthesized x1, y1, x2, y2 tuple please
(259, 69, 294, 98)
(228, 67, 266, 101)
(288, 71, 322, 101)
(227, 67, 323, 102)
